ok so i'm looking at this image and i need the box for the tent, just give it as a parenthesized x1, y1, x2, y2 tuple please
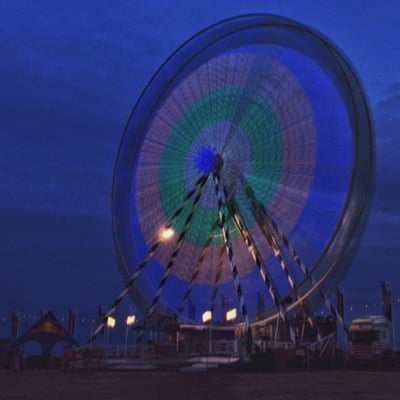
(8, 311, 78, 358)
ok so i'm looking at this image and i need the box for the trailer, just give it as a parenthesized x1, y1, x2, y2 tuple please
(348, 315, 392, 367)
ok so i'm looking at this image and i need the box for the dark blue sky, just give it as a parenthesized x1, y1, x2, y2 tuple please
(1, 1, 399, 340)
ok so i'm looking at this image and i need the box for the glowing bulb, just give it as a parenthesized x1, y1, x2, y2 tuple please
(226, 308, 237, 322)
(160, 227, 174, 241)
(106, 316, 116, 328)
(202, 310, 212, 323)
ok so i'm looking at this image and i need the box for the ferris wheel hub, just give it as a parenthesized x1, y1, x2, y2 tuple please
(194, 146, 224, 174)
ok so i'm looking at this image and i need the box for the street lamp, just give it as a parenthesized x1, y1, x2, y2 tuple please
(124, 315, 136, 357)
(105, 316, 116, 356)
(202, 310, 213, 353)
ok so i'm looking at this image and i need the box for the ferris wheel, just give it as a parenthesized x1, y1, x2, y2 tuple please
(92, 14, 373, 343)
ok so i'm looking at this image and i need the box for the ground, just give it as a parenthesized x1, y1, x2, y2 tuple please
(1, 369, 400, 399)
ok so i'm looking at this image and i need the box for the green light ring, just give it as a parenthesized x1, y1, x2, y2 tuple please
(158, 87, 283, 245)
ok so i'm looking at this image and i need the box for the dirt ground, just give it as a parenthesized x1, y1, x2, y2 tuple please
(1, 369, 400, 400)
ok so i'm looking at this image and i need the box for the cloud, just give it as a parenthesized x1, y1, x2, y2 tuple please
(376, 93, 400, 118)
(343, 82, 400, 304)
(371, 84, 400, 214)
(383, 83, 400, 97)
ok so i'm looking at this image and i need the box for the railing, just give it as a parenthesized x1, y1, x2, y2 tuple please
(253, 339, 296, 352)
(177, 339, 237, 356)
(94, 339, 238, 360)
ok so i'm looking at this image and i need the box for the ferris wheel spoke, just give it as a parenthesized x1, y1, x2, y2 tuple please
(177, 245, 211, 319)
(240, 177, 320, 333)
(213, 172, 251, 335)
(87, 239, 161, 344)
(221, 54, 265, 153)
(209, 246, 227, 314)
(242, 176, 346, 336)
(242, 179, 296, 286)
(177, 218, 220, 318)
(227, 199, 297, 343)
(265, 212, 349, 335)
(87, 174, 209, 344)
(136, 173, 210, 343)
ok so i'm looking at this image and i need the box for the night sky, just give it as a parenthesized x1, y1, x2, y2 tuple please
(1, 1, 399, 342)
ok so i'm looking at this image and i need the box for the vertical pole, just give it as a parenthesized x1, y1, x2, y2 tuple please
(105, 325, 109, 357)
(392, 313, 396, 352)
(274, 318, 279, 342)
(124, 323, 129, 358)
(209, 324, 212, 354)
